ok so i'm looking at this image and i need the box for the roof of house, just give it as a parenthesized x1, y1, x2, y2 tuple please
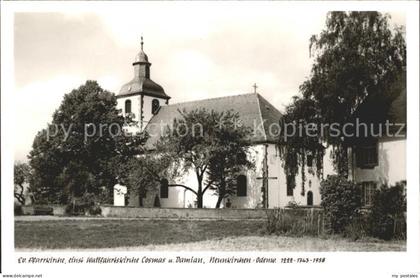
(143, 93, 282, 149)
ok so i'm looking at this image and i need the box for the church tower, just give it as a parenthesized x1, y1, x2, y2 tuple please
(117, 37, 170, 132)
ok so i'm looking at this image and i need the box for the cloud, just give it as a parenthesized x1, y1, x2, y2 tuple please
(14, 73, 126, 162)
(13, 8, 406, 161)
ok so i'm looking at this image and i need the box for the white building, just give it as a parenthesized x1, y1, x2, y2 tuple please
(116, 40, 406, 209)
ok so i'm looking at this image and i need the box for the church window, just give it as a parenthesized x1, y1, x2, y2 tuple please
(237, 175, 247, 197)
(307, 191, 313, 206)
(152, 99, 160, 115)
(306, 155, 313, 167)
(355, 140, 378, 169)
(160, 178, 169, 199)
(287, 177, 294, 196)
(125, 99, 132, 114)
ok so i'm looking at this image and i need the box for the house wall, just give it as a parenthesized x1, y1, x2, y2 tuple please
(353, 138, 406, 185)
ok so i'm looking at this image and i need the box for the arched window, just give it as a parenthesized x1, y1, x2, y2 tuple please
(125, 99, 132, 114)
(152, 99, 160, 115)
(160, 178, 169, 199)
(237, 175, 247, 197)
(307, 191, 313, 206)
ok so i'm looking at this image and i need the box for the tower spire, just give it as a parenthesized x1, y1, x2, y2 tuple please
(141, 36, 144, 51)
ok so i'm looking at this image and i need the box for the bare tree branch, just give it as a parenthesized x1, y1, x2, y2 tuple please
(168, 184, 197, 195)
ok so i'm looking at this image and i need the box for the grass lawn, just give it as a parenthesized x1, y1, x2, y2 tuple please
(15, 218, 405, 251)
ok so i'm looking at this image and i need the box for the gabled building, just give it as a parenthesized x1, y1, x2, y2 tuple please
(115, 40, 406, 209)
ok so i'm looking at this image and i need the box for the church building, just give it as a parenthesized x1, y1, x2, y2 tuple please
(115, 39, 406, 209)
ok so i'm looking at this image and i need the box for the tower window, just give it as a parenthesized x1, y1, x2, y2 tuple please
(125, 99, 132, 114)
(237, 175, 247, 197)
(152, 99, 160, 115)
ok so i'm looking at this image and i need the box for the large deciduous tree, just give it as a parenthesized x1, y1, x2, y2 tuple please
(280, 12, 406, 190)
(205, 112, 253, 208)
(14, 162, 31, 205)
(156, 108, 252, 208)
(28, 80, 147, 204)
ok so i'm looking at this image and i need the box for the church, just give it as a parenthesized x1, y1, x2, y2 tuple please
(114, 39, 406, 209)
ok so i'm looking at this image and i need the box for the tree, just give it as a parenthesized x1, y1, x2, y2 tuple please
(280, 12, 406, 186)
(205, 111, 253, 208)
(369, 181, 406, 240)
(28, 80, 147, 205)
(122, 154, 179, 206)
(279, 97, 325, 195)
(156, 108, 252, 208)
(14, 162, 31, 205)
(320, 175, 362, 233)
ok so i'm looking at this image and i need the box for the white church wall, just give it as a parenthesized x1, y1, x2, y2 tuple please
(163, 145, 267, 209)
(228, 145, 264, 209)
(267, 144, 285, 208)
(278, 145, 336, 207)
(160, 168, 219, 208)
(353, 138, 406, 185)
(124, 144, 344, 209)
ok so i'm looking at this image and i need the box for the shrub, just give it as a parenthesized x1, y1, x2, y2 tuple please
(320, 175, 362, 234)
(343, 214, 369, 240)
(153, 195, 161, 208)
(14, 204, 23, 216)
(65, 192, 102, 216)
(88, 204, 102, 216)
(368, 181, 406, 240)
(265, 208, 323, 236)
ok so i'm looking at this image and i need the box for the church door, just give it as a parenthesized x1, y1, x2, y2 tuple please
(307, 191, 313, 206)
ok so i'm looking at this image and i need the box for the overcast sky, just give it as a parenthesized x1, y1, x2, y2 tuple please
(13, 3, 405, 161)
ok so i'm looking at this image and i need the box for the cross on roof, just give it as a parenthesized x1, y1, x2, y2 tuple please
(253, 83, 258, 93)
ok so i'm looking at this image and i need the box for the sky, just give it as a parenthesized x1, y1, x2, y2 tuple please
(13, 3, 406, 161)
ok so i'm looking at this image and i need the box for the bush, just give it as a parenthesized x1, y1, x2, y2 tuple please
(368, 181, 406, 240)
(65, 192, 102, 216)
(265, 208, 323, 236)
(14, 204, 23, 215)
(343, 214, 369, 240)
(320, 175, 362, 234)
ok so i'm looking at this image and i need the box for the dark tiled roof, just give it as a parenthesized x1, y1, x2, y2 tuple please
(144, 93, 282, 149)
(118, 76, 170, 99)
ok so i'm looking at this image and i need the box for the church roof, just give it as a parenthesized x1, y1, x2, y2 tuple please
(144, 93, 282, 149)
(117, 37, 170, 100)
(134, 50, 149, 63)
(118, 76, 170, 99)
